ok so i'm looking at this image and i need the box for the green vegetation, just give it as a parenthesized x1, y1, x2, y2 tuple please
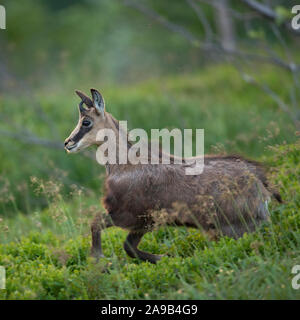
(0, 140, 299, 299)
(0, 65, 296, 213)
(0, 0, 299, 300)
(0, 68, 299, 299)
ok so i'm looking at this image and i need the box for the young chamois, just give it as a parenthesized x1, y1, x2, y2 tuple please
(64, 89, 281, 264)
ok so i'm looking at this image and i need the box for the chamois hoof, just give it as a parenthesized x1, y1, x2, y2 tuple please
(159, 252, 172, 259)
(90, 249, 105, 262)
(149, 253, 167, 264)
(158, 254, 166, 260)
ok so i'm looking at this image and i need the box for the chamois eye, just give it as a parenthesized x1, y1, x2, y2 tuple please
(82, 119, 92, 127)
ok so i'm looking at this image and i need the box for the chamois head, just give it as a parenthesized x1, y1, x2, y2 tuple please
(64, 89, 107, 153)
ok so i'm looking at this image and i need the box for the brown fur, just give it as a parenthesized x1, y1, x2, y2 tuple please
(65, 89, 281, 264)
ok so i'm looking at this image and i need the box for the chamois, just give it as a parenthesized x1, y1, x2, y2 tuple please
(64, 89, 281, 264)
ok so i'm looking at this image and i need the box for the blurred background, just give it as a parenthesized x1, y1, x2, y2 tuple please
(0, 0, 299, 214)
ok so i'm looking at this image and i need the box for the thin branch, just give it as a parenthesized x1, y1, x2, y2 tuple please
(241, 0, 300, 36)
(240, 73, 299, 128)
(123, 0, 300, 72)
(186, 0, 213, 43)
(0, 130, 96, 160)
(242, 0, 276, 20)
(124, 0, 199, 44)
(124, 0, 300, 128)
(197, 0, 260, 20)
(0, 130, 63, 149)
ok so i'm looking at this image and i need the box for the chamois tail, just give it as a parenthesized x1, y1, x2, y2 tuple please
(241, 157, 283, 204)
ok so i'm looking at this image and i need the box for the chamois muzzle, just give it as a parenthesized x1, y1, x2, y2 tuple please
(64, 138, 78, 152)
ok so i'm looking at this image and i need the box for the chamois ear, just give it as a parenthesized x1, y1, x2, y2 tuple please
(75, 90, 93, 108)
(91, 88, 105, 117)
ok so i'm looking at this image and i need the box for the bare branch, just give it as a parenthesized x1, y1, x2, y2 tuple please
(240, 73, 300, 128)
(197, 0, 260, 20)
(124, 0, 200, 44)
(241, 0, 300, 36)
(123, 0, 300, 72)
(0, 130, 96, 160)
(242, 0, 276, 20)
(186, 0, 213, 43)
(0, 130, 63, 149)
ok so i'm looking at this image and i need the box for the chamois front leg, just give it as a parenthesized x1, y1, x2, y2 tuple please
(124, 232, 165, 264)
(90, 212, 113, 261)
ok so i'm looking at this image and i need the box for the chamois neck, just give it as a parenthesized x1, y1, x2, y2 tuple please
(104, 113, 132, 175)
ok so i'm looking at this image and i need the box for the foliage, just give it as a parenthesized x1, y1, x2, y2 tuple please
(0, 141, 299, 299)
(0, 0, 299, 301)
(0, 64, 296, 213)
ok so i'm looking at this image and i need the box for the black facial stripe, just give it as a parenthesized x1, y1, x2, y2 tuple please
(72, 126, 92, 143)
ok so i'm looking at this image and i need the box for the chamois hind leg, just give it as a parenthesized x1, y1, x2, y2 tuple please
(90, 213, 113, 260)
(124, 232, 164, 264)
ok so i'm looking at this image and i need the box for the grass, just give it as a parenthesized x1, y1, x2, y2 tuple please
(0, 64, 299, 299)
(0, 64, 296, 213)
(0, 140, 299, 300)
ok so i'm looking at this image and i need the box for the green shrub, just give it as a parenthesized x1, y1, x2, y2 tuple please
(0, 141, 299, 299)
